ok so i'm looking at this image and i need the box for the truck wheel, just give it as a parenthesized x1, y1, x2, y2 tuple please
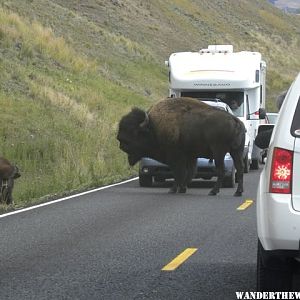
(139, 174, 153, 187)
(257, 239, 293, 291)
(250, 158, 259, 170)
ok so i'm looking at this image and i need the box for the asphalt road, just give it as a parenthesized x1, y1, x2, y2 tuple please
(0, 170, 262, 299)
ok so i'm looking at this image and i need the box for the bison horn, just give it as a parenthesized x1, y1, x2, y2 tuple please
(139, 111, 149, 128)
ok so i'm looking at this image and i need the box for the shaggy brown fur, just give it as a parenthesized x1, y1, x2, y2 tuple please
(118, 97, 245, 196)
(0, 157, 21, 204)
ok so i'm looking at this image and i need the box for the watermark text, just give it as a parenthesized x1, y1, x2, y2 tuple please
(236, 292, 300, 299)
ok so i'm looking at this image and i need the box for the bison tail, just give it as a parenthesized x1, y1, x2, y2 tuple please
(231, 119, 246, 150)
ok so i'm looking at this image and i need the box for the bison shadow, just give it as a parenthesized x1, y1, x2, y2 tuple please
(150, 179, 218, 189)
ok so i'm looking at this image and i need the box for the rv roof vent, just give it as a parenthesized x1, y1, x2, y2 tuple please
(199, 45, 233, 54)
(199, 48, 210, 54)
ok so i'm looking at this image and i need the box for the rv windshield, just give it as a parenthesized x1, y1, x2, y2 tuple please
(181, 91, 244, 117)
(227, 98, 244, 117)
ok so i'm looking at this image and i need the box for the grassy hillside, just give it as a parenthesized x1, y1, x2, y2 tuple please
(0, 0, 300, 210)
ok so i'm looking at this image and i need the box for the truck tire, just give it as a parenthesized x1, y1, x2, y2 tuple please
(139, 174, 153, 187)
(257, 239, 293, 291)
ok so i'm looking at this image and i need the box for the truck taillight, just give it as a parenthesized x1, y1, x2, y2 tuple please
(270, 147, 293, 194)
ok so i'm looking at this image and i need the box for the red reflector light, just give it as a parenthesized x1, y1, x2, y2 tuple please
(270, 147, 293, 194)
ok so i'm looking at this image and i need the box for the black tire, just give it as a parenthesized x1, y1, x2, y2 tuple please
(257, 239, 293, 291)
(139, 174, 153, 187)
(223, 168, 235, 188)
(250, 158, 259, 170)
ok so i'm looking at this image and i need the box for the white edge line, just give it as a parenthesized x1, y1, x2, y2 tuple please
(0, 177, 138, 219)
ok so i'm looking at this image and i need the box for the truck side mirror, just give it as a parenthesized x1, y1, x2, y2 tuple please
(258, 108, 266, 120)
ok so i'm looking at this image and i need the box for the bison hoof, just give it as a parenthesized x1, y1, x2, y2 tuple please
(168, 187, 177, 194)
(178, 187, 187, 193)
(234, 191, 242, 197)
(208, 190, 217, 196)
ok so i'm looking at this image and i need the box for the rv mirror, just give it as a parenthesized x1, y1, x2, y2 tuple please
(247, 108, 267, 120)
(259, 108, 266, 120)
(255, 124, 274, 149)
(257, 124, 274, 135)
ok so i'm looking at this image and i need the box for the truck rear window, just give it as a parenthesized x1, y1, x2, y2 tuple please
(291, 96, 300, 137)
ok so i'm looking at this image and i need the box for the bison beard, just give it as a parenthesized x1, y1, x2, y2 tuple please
(117, 97, 245, 196)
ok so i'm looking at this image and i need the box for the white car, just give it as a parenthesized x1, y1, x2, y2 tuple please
(199, 98, 234, 114)
(256, 72, 300, 291)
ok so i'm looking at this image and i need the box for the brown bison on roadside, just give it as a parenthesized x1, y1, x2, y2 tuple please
(0, 157, 21, 205)
(117, 97, 245, 196)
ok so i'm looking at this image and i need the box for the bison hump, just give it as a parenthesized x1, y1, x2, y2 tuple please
(148, 100, 186, 144)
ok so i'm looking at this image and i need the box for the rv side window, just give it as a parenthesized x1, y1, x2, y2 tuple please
(246, 95, 250, 117)
(291, 96, 300, 137)
(229, 100, 244, 117)
(227, 94, 244, 117)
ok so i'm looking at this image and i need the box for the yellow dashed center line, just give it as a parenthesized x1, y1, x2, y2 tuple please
(162, 248, 198, 271)
(237, 199, 254, 211)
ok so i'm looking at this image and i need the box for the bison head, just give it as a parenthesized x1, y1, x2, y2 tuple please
(117, 107, 153, 166)
(13, 165, 21, 179)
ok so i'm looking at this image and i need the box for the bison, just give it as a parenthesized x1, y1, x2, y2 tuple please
(117, 97, 245, 196)
(0, 157, 21, 205)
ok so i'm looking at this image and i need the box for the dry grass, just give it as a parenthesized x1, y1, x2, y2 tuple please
(0, 0, 300, 209)
(37, 86, 95, 126)
(0, 7, 146, 208)
(0, 8, 94, 72)
(258, 9, 293, 32)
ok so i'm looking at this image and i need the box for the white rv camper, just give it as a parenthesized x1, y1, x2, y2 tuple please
(165, 45, 267, 170)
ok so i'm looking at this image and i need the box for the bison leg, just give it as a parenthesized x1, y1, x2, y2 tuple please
(168, 182, 178, 194)
(176, 158, 197, 193)
(230, 150, 244, 197)
(169, 159, 188, 194)
(168, 165, 181, 194)
(0, 177, 4, 203)
(182, 158, 197, 191)
(3, 178, 14, 205)
(209, 152, 225, 196)
(168, 158, 196, 194)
